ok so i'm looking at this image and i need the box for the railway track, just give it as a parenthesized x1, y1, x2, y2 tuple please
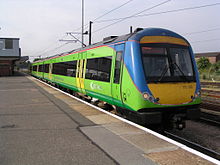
(200, 102, 220, 111)
(200, 82, 220, 125)
(201, 81, 220, 88)
(162, 83, 220, 161)
(163, 131, 220, 160)
(200, 109, 220, 126)
(202, 89, 220, 96)
(33, 76, 220, 164)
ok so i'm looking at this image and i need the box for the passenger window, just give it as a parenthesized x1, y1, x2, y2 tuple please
(85, 56, 112, 82)
(32, 65, 37, 71)
(44, 64, 49, 73)
(52, 61, 77, 77)
(114, 51, 122, 84)
(38, 65, 44, 72)
(66, 61, 77, 77)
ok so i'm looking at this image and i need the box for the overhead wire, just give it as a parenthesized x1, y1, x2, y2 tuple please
(95, 2, 220, 23)
(32, 42, 70, 59)
(186, 27, 220, 44)
(33, 2, 220, 59)
(93, 0, 171, 33)
(92, 0, 135, 22)
(74, 0, 135, 32)
(183, 27, 220, 35)
(33, 34, 67, 57)
(191, 38, 220, 43)
(32, 1, 135, 60)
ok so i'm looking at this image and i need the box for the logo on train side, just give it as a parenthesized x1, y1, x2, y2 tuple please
(90, 82, 103, 90)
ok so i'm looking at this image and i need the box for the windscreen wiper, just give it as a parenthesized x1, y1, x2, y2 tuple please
(172, 62, 190, 82)
(158, 64, 169, 82)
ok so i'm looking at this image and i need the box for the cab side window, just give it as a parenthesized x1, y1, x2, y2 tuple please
(114, 51, 122, 84)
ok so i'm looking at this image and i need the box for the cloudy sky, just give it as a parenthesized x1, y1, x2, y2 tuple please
(1, 0, 220, 61)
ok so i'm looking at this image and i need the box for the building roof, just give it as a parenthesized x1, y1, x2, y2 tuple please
(0, 38, 20, 40)
(195, 52, 220, 57)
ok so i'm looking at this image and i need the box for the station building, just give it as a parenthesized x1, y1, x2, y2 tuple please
(0, 38, 21, 76)
(195, 52, 220, 64)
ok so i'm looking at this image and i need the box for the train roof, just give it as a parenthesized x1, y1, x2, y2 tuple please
(33, 27, 187, 63)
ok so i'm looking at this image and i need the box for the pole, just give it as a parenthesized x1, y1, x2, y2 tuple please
(89, 21, 93, 45)
(81, 0, 84, 47)
(130, 26, 133, 33)
(68, 33, 86, 47)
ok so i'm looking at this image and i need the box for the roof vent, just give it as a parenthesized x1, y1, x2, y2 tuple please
(103, 36, 118, 41)
(134, 28, 144, 33)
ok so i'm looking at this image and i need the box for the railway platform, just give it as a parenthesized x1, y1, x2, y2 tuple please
(0, 72, 217, 165)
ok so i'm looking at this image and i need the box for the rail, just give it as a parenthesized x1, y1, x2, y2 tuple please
(200, 110, 220, 126)
(163, 131, 220, 160)
(201, 81, 220, 88)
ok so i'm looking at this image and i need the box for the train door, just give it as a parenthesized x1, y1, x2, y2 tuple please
(48, 63, 53, 80)
(36, 65, 39, 77)
(42, 63, 45, 79)
(111, 44, 125, 107)
(76, 52, 87, 94)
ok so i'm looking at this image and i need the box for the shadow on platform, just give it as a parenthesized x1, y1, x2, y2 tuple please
(0, 71, 27, 77)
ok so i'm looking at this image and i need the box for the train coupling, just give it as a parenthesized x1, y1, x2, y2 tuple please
(171, 114, 186, 130)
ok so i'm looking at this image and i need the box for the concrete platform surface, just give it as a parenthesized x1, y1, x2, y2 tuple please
(0, 74, 116, 165)
(0, 73, 216, 165)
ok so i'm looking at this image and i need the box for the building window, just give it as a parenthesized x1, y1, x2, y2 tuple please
(0, 41, 3, 50)
(85, 56, 112, 82)
(5, 39, 13, 49)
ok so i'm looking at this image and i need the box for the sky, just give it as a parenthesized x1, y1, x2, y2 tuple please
(0, 0, 220, 61)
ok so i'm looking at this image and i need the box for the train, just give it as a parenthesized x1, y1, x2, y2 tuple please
(31, 28, 201, 130)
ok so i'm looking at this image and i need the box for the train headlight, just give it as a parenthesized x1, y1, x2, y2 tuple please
(143, 92, 156, 103)
(192, 90, 201, 101)
(194, 90, 201, 98)
(143, 93, 149, 99)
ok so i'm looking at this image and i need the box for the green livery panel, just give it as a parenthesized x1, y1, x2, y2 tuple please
(31, 27, 201, 127)
(32, 46, 129, 108)
(32, 43, 200, 111)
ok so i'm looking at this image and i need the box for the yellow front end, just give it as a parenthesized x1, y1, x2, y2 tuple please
(148, 83, 196, 105)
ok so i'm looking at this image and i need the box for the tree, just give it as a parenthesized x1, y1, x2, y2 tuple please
(197, 57, 211, 71)
(210, 61, 220, 73)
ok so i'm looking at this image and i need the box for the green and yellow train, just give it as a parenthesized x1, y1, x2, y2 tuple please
(32, 28, 201, 129)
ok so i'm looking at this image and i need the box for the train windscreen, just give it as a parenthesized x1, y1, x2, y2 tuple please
(141, 44, 195, 83)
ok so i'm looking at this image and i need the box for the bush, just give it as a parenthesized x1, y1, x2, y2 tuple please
(197, 59, 220, 81)
(197, 57, 211, 71)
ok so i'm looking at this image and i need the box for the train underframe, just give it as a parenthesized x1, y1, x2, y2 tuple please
(36, 77, 200, 130)
(115, 105, 201, 130)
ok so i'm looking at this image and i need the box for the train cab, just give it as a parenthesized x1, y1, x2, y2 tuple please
(121, 28, 201, 129)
